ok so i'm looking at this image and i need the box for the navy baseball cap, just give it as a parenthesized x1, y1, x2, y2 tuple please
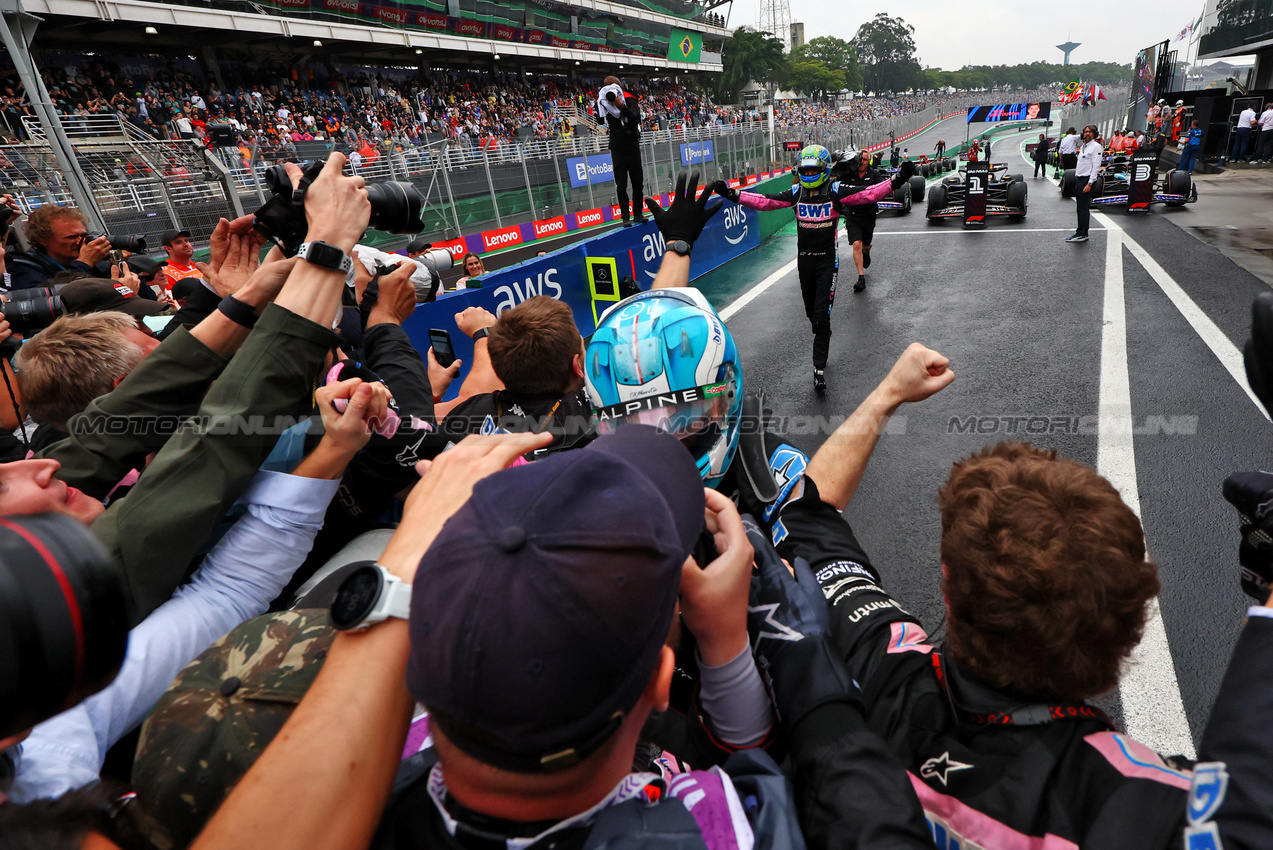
(406, 426, 703, 773)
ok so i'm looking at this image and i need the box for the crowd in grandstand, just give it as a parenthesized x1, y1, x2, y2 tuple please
(773, 87, 1061, 136)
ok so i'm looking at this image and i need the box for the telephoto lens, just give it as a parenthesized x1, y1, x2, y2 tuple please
(87, 232, 148, 253)
(365, 181, 426, 234)
(1, 295, 64, 334)
(0, 512, 129, 739)
(416, 247, 453, 273)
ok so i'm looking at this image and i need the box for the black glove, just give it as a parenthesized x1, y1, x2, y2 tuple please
(1223, 470, 1273, 601)
(745, 516, 858, 730)
(890, 159, 916, 189)
(713, 179, 740, 203)
(645, 171, 722, 245)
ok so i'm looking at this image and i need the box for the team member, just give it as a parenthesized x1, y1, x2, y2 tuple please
(597, 75, 644, 226)
(161, 228, 204, 291)
(1179, 120, 1204, 173)
(1067, 125, 1102, 244)
(1032, 133, 1051, 178)
(716, 148, 914, 391)
(1256, 101, 1273, 163)
(1233, 103, 1258, 162)
(935, 138, 946, 158)
(1058, 126, 1079, 173)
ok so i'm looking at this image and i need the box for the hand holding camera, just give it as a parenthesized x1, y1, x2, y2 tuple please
(77, 234, 113, 267)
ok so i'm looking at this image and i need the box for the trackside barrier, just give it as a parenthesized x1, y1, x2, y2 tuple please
(405, 170, 795, 397)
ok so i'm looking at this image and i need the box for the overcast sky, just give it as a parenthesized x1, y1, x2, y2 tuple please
(727, 0, 1208, 70)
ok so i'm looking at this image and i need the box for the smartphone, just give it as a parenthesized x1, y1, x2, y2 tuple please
(109, 249, 125, 267)
(429, 328, 456, 367)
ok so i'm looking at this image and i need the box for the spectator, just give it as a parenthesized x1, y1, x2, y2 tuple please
(8, 205, 111, 291)
(1180, 120, 1204, 173)
(160, 228, 204, 292)
(1032, 133, 1051, 178)
(597, 75, 644, 227)
(455, 251, 484, 288)
(1066, 124, 1101, 244)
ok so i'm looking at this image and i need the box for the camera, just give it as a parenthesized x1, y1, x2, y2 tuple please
(255, 159, 426, 256)
(2, 288, 64, 333)
(0, 512, 129, 739)
(87, 232, 148, 253)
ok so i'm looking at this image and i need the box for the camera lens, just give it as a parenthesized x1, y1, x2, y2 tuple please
(108, 235, 147, 253)
(0, 513, 128, 738)
(365, 181, 425, 235)
(262, 163, 294, 196)
(418, 248, 453, 273)
(2, 296, 64, 334)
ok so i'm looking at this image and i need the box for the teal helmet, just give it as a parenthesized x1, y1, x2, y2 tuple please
(797, 144, 832, 189)
(585, 288, 743, 489)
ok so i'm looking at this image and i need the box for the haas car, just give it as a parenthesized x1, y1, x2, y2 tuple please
(1060, 151, 1197, 211)
(926, 161, 1028, 225)
(832, 151, 926, 214)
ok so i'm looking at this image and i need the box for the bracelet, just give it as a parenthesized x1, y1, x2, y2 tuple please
(433, 394, 443, 403)
(471, 327, 490, 342)
(217, 295, 258, 329)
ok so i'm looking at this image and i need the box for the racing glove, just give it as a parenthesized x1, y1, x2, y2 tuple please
(1222, 470, 1273, 601)
(713, 179, 740, 204)
(744, 516, 859, 731)
(645, 171, 723, 245)
(890, 159, 917, 190)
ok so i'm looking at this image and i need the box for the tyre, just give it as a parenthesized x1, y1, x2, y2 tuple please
(1006, 180, 1028, 217)
(892, 183, 909, 212)
(1006, 173, 1024, 183)
(926, 184, 948, 220)
(1090, 174, 1104, 198)
(944, 158, 955, 171)
(1165, 170, 1191, 206)
(921, 163, 931, 177)
(1061, 169, 1076, 198)
(909, 174, 926, 203)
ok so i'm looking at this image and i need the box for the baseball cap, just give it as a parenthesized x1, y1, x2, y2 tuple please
(131, 610, 336, 848)
(405, 237, 432, 254)
(58, 279, 172, 317)
(406, 425, 704, 773)
(160, 228, 191, 246)
(171, 276, 205, 303)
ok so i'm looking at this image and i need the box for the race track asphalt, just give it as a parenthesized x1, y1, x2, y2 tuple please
(709, 120, 1269, 756)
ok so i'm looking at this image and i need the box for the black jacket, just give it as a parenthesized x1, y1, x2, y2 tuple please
(603, 101, 641, 152)
(8, 250, 96, 291)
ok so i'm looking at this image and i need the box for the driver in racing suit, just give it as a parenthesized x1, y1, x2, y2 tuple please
(715, 145, 914, 392)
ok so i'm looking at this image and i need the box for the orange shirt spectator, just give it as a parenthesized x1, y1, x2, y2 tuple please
(161, 229, 204, 292)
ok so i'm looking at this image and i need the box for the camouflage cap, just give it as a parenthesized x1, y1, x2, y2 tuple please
(132, 609, 335, 847)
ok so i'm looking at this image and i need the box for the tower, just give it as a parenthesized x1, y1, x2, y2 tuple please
(758, 0, 792, 49)
(1057, 41, 1080, 65)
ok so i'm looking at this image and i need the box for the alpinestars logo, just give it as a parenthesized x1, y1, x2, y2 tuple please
(748, 603, 803, 642)
(921, 752, 973, 786)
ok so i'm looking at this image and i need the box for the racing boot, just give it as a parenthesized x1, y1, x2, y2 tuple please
(853, 274, 867, 293)
(814, 368, 826, 393)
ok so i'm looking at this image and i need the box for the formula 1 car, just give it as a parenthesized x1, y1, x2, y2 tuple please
(926, 162, 1028, 223)
(878, 166, 929, 213)
(919, 158, 957, 177)
(1060, 153, 1197, 210)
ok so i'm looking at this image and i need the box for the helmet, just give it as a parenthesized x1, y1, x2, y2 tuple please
(1158, 99, 1166, 105)
(796, 144, 832, 189)
(1176, 100, 1184, 106)
(585, 288, 743, 489)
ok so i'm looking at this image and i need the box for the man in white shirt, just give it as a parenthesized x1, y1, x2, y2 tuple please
(1067, 125, 1103, 243)
(1234, 105, 1258, 162)
(1057, 127, 1079, 172)
(1256, 103, 1273, 163)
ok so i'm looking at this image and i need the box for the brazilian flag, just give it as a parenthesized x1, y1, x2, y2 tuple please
(667, 28, 702, 63)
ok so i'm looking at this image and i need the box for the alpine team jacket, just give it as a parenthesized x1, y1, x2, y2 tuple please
(768, 474, 1193, 850)
(734, 177, 893, 254)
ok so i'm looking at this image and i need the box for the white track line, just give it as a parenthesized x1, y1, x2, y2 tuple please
(1097, 227, 1196, 758)
(720, 256, 797, 320)
(874, 227, 1103, 235)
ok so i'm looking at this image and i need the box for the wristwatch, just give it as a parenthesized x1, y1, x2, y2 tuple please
(471, 327, 491, 342)
(330, 561, 413, 631)
(296, 240, 354, 274)
(667, 239, 692, 257)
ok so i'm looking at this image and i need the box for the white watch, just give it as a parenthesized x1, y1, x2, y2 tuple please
(296, 240, 354, 275)
(330, 562, 413, 631)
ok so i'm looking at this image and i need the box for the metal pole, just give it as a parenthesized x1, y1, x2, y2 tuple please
(482, 146, 502, 228)
(0, 3, 104, 230)
(581, 147, 596, 210)
(438, 143, 463, 236)
(550, 153, 567, 216)
(519, 148, 537, 221)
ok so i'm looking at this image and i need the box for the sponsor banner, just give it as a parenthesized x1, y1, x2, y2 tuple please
(783, 141, 802, 151)
(607, 204, 623, 221)
(550, 35, 570, 48)
(727, 178, 741, 188)
(323, 0, 362, 13)
(573, 208, 606, 229)
(667, 27, 702, 63)
(565, 153, 614, 187)
(416, 10, 446, 27)
(744, 175, 758, 186)
(455, 18, 485, 36)
(963, 161, 989, 225)
(761, 171, 772, 179)
(679, 140, 715, 166)
(525, 29, 547, 44)
(966, 102, 1051, 123)
(492, 23, 518, 40)
(481, 225, 524, 252)
(375, 4, 410, 24)
(1128, 151, 1159, 209)
(532, 215, 567, 239)
(433, 237, 468, 260)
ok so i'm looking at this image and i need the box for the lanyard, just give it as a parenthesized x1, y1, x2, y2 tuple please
(931, 651, 1115, 729)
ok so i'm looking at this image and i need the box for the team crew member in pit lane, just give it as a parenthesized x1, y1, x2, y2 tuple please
(715, 147, 915, 392)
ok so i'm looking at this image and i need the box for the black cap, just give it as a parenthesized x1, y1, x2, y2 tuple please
(171, 277, 205, 303)
(406, 237, 432, 254)
(59, 279, 172, 317)
(161, 229, 191, 247)
(406, 426, 703, 773)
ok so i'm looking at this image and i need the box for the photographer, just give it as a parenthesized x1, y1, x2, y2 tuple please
(597, 76, 644, 227)
(8, 206, 112, 292)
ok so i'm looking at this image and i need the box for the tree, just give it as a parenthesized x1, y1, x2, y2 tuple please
(783, 60, 846, 100)
(791, 36, 862, 92)
(851, 13, 923, 93)
(717, 27, 788, 101)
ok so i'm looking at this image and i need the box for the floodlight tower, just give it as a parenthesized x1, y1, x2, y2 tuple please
(1057, 40, 1080, 65)
(758, 0, 792, 49)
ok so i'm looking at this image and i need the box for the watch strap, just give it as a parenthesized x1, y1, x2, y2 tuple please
(298, 241, 354, 274)
(668, 239, 693, 256)
(471, 327, 491, 342)
(217, 294, 259, 329)
(381, 575, 413, 622)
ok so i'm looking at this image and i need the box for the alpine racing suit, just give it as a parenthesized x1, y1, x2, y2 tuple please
(733, 177, 895, 369)
(764, 473, 1193, 850)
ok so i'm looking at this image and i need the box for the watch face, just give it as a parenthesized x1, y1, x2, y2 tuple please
(331, 565, 384, 630)
(307, 242, 346, 270)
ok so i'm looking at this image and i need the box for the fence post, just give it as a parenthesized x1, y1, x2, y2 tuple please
(550, 153, 567, 216)
(482, 146, 502, 228)
(438, 143, 463, 236)
(581, 148, 596, 210)
(520, 149, 538, 222)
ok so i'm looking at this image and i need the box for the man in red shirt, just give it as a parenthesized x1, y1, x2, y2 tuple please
(161, 229, 203, 292)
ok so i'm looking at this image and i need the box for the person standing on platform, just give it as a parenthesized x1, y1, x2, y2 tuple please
(597, 76, 644, 227)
